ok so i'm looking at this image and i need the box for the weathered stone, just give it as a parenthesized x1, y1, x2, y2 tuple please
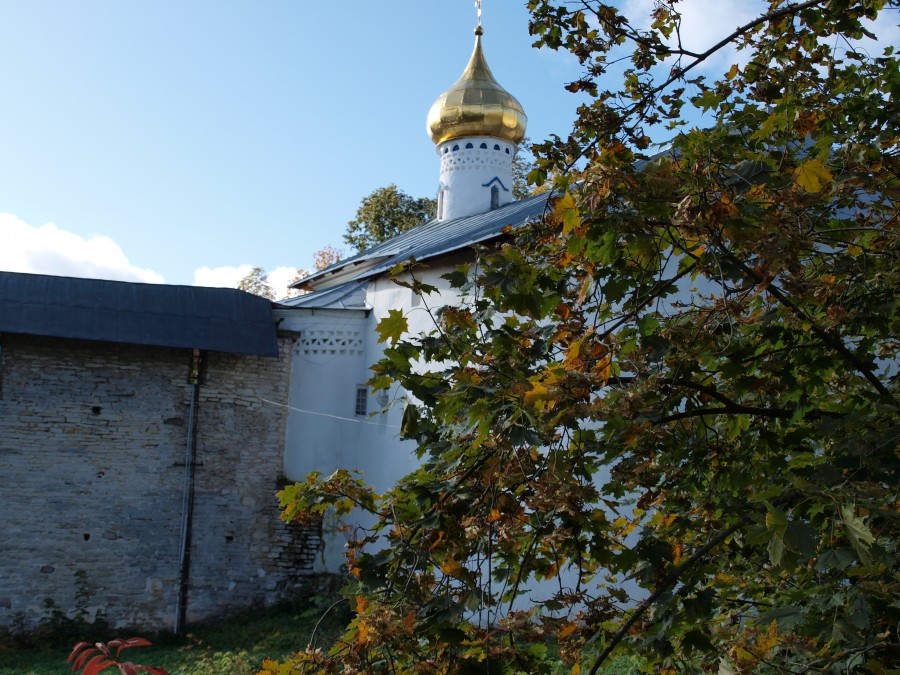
(0, 334, 319, 632)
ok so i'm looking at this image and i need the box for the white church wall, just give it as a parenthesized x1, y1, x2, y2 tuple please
(280, 310, 371, 486)
(278, 310, 374, 570)
(280, 258, 472, 572)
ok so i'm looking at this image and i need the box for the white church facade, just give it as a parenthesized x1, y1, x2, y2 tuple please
(277, 22, 547, 570)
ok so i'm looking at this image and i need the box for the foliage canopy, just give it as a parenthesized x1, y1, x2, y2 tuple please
(236, 266, 275, 300)
(275, 0, 899, 672)
(343, 185, 437, 253)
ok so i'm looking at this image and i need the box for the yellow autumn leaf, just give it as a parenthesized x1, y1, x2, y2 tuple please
(656, 512, 676, 528)
(440, 556, 465, 577)
(594, 354, 612, 384)
(848, 243, 863, 257)
(357, 620, 371, 646)
(523, 380, 550, 407)
(576, 276, 594, 306)
(755, 620, 780, 655)
(725, 63, 740, 80)
(571, 664, 581, 675)
(551, 192, 581, 236)
(793, 158, 833, 193)
(563, 336, 585, 369)
(558, 622, 579, 639)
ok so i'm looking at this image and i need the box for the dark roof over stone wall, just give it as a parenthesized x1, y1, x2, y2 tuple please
(0, 272, 279, 356)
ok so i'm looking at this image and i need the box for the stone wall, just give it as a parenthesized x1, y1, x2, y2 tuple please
(0, 332, 319, 631)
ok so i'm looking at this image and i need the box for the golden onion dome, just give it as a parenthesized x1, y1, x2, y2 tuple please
(426, 26, 527, 146)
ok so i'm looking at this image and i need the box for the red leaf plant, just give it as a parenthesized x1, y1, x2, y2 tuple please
(68, 638, 170, 675)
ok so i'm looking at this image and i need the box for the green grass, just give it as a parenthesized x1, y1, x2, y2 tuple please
(0, 590, 350, 675)
(0, 584, 648, 674)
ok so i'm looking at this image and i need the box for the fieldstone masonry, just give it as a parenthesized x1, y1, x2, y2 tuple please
(0, 332, 319, 631)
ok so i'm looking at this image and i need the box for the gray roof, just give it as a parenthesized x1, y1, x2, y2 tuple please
(293, 191, 550, 293)
(0, 272, 280, 356)
(279, 280, 370, 310)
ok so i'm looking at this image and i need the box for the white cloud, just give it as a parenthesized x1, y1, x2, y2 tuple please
(854, 11, 900, 55)
(193, 264, 301, 299)
(193, 264, 254, 289)
(622, 0, 765, 71)
(268, 265, 302, 299)
(621, 0, 897, 72)
(0, 212, 164, 283)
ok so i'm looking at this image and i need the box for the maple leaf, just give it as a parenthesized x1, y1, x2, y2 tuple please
(793, 158, 833, 193)
(376, 309, 408, 345)
(550, 192, 581, 235)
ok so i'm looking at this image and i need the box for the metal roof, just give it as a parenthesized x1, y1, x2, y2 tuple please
(293, 191, 550, 292)
(279, 280, 370, 310)
(0, 272, 280, 356)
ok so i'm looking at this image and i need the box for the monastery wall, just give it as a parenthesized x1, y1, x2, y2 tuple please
(0, 332, 318, 632)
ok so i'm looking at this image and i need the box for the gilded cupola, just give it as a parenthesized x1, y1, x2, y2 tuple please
(426, 26, 527, 146)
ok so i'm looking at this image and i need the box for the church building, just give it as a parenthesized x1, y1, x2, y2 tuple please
(277, 20, 547, 570)
(0, 16, 549, 631)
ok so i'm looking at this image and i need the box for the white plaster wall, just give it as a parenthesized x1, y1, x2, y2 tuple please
(437, 136, 516, 220)
(280, 261, 471, 572)
(281, 311, 372, 482)
(280, 310, 373, 570)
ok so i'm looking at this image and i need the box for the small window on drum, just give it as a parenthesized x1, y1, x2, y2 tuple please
(466, 142, 474, 149)
(480, 142, 487, 149)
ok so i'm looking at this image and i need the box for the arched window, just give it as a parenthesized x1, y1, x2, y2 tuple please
(494, 144, 501, 151)
(491, 185, 499, 210)
(480, 142, 488, 149)
(443, 147, 449, 154)
(452, 144, 460, 151)
(505, 148, 510, 154)
(466, 142, 474, 149)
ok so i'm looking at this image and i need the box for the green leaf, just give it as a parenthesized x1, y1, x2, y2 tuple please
(376, 309, 408, 345)
(841, 505, 875, 564)
(768, 533, 786, 566)
(401, 402, 420, 438)
(784, 521, 818, 556)
(760, 605, 805, 630)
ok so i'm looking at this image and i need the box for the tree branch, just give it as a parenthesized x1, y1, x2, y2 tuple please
(563, 0, 827, 171)
(726, 253, 895, 403)
(586, 514, 752, 675)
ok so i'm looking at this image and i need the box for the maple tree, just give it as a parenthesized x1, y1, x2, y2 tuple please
(272, 0, 898, 672)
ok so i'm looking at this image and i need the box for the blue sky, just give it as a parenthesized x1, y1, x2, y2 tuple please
(0, 1, 584, 291)
(1, 1, 894, 294)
